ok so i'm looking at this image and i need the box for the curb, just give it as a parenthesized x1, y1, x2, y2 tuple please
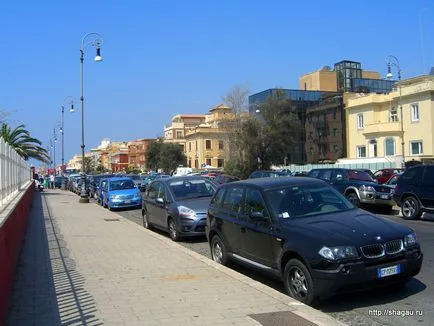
(97, 202, 346, 326)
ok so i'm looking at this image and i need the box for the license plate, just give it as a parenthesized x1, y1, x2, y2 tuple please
(380, 194, 389, 199)
(377, 265, 400, 278)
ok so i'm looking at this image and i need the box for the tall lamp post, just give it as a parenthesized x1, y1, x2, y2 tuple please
(385, 55, 404, 167)
(79, 32, 104, 203)
(60, 97, 75, 190)
(52, 128, 57, 172)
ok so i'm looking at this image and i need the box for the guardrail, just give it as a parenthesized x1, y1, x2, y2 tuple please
(0, 137, 32, 209)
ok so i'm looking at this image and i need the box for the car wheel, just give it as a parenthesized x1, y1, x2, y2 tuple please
(284, 259, 315, 305)
(142, 208, 151, 229)
(401, 196, 422, 220)
(211, 235, 228, 265)
(168, 218, 180, 241)
(107, 201, 112, 211)
(346, 192, 360, 207)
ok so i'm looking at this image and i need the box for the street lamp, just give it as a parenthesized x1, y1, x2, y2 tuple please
(385, 55, 404, 167)
(79, 32, 104, 203)
(60, 96, 75, 190)
(52, 128, 57, 171)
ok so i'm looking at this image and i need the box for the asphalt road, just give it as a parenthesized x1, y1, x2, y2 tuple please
(98, 199, 432, 326)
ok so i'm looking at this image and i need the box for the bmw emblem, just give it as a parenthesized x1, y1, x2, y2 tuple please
(375, 236, 382, 241)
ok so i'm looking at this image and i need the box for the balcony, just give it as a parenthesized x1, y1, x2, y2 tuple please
(362, 122, 401, 136)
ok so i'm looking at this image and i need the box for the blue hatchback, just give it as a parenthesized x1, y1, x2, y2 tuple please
(102, 177, 142, 210)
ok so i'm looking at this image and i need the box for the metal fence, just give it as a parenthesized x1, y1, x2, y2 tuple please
(0, 137, 32, 208)
(276, 161, 399, 173)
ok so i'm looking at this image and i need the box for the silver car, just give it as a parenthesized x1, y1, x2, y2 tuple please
(141, 176, 217, 241)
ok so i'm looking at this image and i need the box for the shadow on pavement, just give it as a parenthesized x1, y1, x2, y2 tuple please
(6, 191, 102, 326)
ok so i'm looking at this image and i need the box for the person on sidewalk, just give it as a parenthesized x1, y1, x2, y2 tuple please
(49, 174, 55, 189)
(44, 175, 49, 189)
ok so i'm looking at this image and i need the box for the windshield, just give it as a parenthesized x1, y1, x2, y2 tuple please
(110, 180, 136, 190)
(169, 179, 216, 199)
(265, 184, 354, 219)
(348, 170, 375, 182)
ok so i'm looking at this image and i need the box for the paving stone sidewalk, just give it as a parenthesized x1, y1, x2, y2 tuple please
(6, 189, 345, 326)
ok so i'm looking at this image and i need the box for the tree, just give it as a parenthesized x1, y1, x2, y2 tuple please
(222, 85, 250, 113)
(224, 89, 301, 178)
(145, 140, 186, 173)
(1, 123, 49, 163)
(82, 156, 95, 174)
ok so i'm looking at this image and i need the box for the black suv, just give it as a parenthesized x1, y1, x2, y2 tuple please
(393, 164, 434, 219)
(307, 168, 394, 213)
(206, 177, 422, 305)
(248, 170, 289, 178)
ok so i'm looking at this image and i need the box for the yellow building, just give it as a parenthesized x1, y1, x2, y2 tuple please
(163, 114, 206, 152)
(345, 75, 434, 164)
(185, 104, 240, 169)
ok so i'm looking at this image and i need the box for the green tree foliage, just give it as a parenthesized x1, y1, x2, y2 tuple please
(1, 123, 49, 163)
(145, 140, 186, 173)
(82, 156, 95, 174)
(224, 90, 300, 179)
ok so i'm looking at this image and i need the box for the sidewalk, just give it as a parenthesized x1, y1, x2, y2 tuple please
(5, 189, 345, 326)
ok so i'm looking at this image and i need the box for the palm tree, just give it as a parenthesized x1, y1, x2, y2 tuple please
(1, 123, 50, 163)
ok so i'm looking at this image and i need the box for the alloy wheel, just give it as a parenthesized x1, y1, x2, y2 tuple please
(288, 267, 308, 300)
(142, 210, 149, 228)
(212, 242, 223, 264)
(168, 219, 178, 241)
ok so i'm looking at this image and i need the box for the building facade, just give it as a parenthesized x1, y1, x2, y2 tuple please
(184, 105, 238, 169)
(127, 138, 156, 171)
(345, 75, 434, 164)
(163, 114, 206, 152)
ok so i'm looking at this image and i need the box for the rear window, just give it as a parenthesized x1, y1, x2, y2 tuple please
(348, 170, 374, 182)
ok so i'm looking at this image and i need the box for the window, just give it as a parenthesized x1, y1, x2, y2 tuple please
(401, 166, 423, 185)
(385, 138, 395, 156)
(176, 130, 183, 139)
(333, 144, 339, 153)
(333, 110, 337, 120)
(389, 107, 398, 122)
(189, 142, 191, 152)
(318, 169, 332, 181)
(218, 140, 224, 150)
(245, 188, 268, 218)
(357, 146, 366, 158)
(205, 140, 211, 150)
(206, 158, 212, 166)
(211, 188, 226, 208)
(357, 114, 364, 129)
(188, 159, 191, 168)
(410, 141, 423, 155)
(422, 166, 434, 186)
(217, 158, 224, 168)
(222, 187, 244, 213)
(147, 182, 159, 199)
(411, 104, 420, 122)
(333, 128, 337, 137)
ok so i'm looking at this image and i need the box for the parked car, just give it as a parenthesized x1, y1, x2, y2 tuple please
(55, 176, 64, 189)
(101, 177, 142, 210)
(140, 174, 171, 192)
(141, 176, 217, 241)
(354, 169, 375, 181)
(385, 172, 403, 189)
(96, 178, 111, 204)
(374, 168, 405, 184)
(307, 168, 394, 213)
(206, 177, 423, 305)
(248, 170, 289, 179)
(393, 164, 434, 219)
(214, 174, 240, 185)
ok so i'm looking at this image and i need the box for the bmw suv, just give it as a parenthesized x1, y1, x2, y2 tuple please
(206, 177, 422, 305)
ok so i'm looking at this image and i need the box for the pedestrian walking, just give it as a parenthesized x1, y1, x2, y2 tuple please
(50, 174, 55, 189)
(44, 175, 49, 189)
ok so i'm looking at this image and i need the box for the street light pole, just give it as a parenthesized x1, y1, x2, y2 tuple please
(60, 97, 75, 190)
(53, 128, 57, 172)
(79, 32, 104, 203)
(386, 55, 404, 167)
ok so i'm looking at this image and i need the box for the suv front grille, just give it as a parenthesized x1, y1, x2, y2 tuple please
(385, 239, 403, 255)
(361, 244, 385, 258)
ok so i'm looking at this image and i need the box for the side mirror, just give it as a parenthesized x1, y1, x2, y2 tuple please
(156, 197, 165, 204)
(250, 211, 267, 222)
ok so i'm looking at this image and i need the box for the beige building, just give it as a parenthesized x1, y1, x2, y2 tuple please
(345, 75, 434, 164)
(163, 114, 206, 152)
(185, 104, 239, 169)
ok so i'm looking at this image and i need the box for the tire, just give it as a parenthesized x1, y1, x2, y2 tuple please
(283, 259, 316, 305)
(210, 235, 228, 266)
(401, 196, 422, 220)
(168, 218, 180, 241)
(346, 192, 360, 207)
(142, 208, 151, 229)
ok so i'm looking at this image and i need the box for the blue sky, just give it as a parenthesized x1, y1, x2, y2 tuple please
(1, 0, 433, 167)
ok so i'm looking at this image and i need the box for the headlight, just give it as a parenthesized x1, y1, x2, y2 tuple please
(319, 246, 359, 260)
(404, 233, 417, 247)
(359, 185, 375, 192)
(110, 194, 120, 199)
(178, 205, 196, 218)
